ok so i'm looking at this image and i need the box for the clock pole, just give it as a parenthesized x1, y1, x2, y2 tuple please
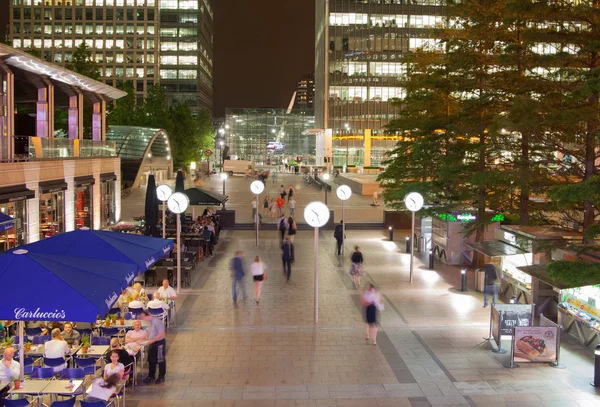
(314, 226, 319, 323)
(176, 212, 181, 294)
(162, 201, 166, 239)
(342, 199, 345, 256)
(410, 210, 415, 283)
(255, 193, 259, 246)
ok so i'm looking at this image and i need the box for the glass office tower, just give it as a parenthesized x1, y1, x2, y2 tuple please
(9, 0, 213, 114)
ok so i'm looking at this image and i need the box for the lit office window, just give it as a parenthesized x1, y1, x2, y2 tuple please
(147, 25, 155, 34)
(408, 38, 442, 51)
(126, 0, 134, 5)
(136, 68, 144, 78)
(136, 0, 145, 5)
(179, 70, 196, 79)
(64, 39, 73, 48)
(85, 24, 93, 34)
(95, 25, 104, 34)
(75, 39, 83, 47)
(116, 54, 124, 63)
(116, 24, 124, 34)
(95, 39, 103, 48)
(147, 67, 154, 76)
(45, 25, 52, 34)
(43, 39, 51, 48)
(85, 39, 93, 47)
(147, 0, 154, 5)
(54, 24, 62, 34)
(55, 39, 63, 48)
(161, 42, 177, 51)
(329, 13, 368, 26)
(116, 39, 124, 49)
(23, 39, 32, 47)
(147, 54, 155, 63)
(160, 28, 177, 37)
(33, 39, 42, 48)
(13, 39, 22, 48)
(180, 14, 197, 23)
(179, 56, 197, 65)
(179, 42, 197, 51)
(160, 70, 177, 79)
(180, 0, 197, 9)
(127, 24, 134, 34)
(106, 26, 114, 34)
(116, 67, 123, 76)
(160, 56, 177, 65)
(137, 26, 145, 35)
(106, 0, 113, 5)
(126, 68, 134, 77)
(147, 39, 155, 49)
(369, 87, 405, 101)
(116, 0, 124, 5)
(105, 67, 113, 77)
(94, 54, 103, 63)
(179, 28, 197, 36)
(159, 0, 177, 8)
(369, 62, 408, 78)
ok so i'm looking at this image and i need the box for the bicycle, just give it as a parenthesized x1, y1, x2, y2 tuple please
(302, 175, 313, 186)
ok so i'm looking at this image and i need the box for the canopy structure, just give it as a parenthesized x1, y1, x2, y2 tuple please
(20, 228, 174, 273)
(184, 187, 228, 206)
(466, 241, 528, 258)
(0, 249, 135, 322)
(0, 213, 15, 233)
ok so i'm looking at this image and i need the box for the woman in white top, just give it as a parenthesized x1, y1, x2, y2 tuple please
(103, 350, 125, 380)
(85, 373, 120, 405)
(251, 256, 266, 303)
(127, 291, 144, 311)
(360, 284, 383, 345)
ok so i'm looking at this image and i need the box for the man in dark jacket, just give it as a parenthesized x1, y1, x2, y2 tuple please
(333, 220, 344, 255)
(230, 251, 246, 302)
(482, 264, 498, 308)
(282, 238, 293, 281)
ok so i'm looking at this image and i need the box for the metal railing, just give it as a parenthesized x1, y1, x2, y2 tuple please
(10, 136, 116, 161)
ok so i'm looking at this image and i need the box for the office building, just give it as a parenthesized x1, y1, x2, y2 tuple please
(295, 73, 315, 109)
(315, 0, 444, 167)
(8, 0, 213, 114)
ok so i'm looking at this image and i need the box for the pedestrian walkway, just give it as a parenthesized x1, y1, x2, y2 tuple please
(127, 229, 600, 407)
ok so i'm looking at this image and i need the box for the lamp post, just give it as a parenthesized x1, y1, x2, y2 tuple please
(167, 192, 189, 294)
(250, 180, 265, 246)
(404, 192, 424, 283)
(336, 185, 352, 256)
(322, 173, 330, 205)
(304, 201, 330, 323)
(156, 185, 172, 239)
(344, 123, 350, 167)
(219, 140, 224, 173)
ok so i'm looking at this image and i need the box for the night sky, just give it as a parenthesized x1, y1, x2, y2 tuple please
(212, 0, 315, 117)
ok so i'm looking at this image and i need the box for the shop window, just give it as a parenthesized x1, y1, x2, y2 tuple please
(101, 181, 116, 227)
(0, 201, 27, 251)
(39, 191, 65, 240)
(75, 186, 92, 229)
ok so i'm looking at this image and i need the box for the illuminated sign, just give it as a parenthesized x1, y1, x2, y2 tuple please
(503, 231, 517, 246)
(457, 213, 476, 222)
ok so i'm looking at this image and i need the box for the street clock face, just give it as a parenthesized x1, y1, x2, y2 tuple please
(404, 192, 424, 212)
(250, 180, 265, 195)
(156, 185, 173, 202)
(167, 192, 189, 214)
(336, 185, 352, 201)
(304, 202, 330, 228)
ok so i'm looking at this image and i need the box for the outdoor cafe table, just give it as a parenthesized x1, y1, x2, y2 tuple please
(9, 379, 49, 405)
(25, 344, 79, 358)
(79, 345, 110, 358)
(41, 379, 84, 398)
(7, 379, 84, 407)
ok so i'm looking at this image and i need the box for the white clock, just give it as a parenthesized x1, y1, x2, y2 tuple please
(404, 192, 424, 212)
(304, 201, 330, 228)
(167, 192, 189, 214)
(336, 185, 352, 201)
(156, 184, 173, 202)
(250, 180, 265, 195)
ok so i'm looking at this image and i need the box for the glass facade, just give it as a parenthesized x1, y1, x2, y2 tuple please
(224, 109, 317, 166)
(39, 191, 65, 239)
(75, 185, 92, 229)
(0, 201, 27, 251)
(101, 180, 116, 227)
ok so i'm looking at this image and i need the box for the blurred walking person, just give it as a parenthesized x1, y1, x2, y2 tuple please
(251, 197, 257, 220)
(333, 220, 344, 255)
(350, 246, 364, 287)
(263, 196, 270, 216)
(276, 196, 284, 216)
(289, 197, 296, 217)
(277, 214, 288, 242)
(270, 197, 278, 221)
(251, 255, 266, 303)
(361, 284, 383, 345)
(287, 185, 295, 203)
(230, 251, 247, 302)
(282, 237, 293, 281)
(288, 217, 297, 243)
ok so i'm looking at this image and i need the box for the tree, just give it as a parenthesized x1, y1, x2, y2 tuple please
(140, 85, 172, 130)
(196, 108, 215, 157)
(169, 102, 201, 168)
(107, 82, 141, 127)
(65, 43, 100, 81)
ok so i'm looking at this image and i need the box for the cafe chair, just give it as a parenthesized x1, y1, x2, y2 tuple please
(123, 312, 133, 320)
(43, 356, 68, 371)
(73, 357, 99, 376)
(91, 337, 110, 346)
(25, 327, 42, 336)
(101, 328, 120, 337)
(16, 357, 37, 376)
(57, 369, 85, 398)
(32, 335, 51, 345)
(31, 367, 55, 379)
(9, 336, 19, 345)
(128, 306, 144, 316)
(3, 399, 32, 407)
(75, 329, 92, 337)
(48, 397, 76, 407)
(80, 401, 114, 407)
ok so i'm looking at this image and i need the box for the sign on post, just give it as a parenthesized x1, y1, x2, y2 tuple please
(513, 326, 559, 364)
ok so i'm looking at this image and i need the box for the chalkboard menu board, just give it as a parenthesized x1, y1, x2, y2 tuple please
(494, 304, 534, 336)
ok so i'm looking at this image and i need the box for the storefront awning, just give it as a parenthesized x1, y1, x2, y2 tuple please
(0, 184, 35, 204)
(39, 180, 68, 194)
(100, 172, 117, 182)
(466, 240, 529, 257)
(517, 264, 600, 290)
(74, 176, 96, 187)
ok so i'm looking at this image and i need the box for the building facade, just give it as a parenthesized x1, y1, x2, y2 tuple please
(9, 0, 213, 114)
(315, 0, 444, 167)
(294, 73, 315, 109)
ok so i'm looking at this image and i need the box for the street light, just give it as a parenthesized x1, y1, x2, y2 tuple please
(167, 192, 189, 294)
(156, 184, 173, 239)
(344, 123, 350, 167)
(250, 180, 265, 246)
(219, 140, 224, 173)
(304, 201, 330, 323)
(404, 192, 424, 283)
(322, 173, 330, 205)
(220, 172, 228, 195)
(336, 185, 352, 255)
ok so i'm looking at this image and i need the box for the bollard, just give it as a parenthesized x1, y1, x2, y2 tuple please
(460, 269, 468, 292)
(592, 345, 600, 387)
(388, 226, 393, 241)
(428, 250, 434, 269)
(405, 236, 411, 253)
(510, 295, 518, 304)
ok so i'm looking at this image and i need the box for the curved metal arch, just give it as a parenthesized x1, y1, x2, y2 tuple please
(133, 129, 173, 188)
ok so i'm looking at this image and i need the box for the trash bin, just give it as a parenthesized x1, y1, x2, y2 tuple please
(476, 269, 486, 292)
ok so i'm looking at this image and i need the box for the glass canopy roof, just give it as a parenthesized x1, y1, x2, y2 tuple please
(105, 126, 170, 159)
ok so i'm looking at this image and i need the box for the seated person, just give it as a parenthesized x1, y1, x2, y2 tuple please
(133, 282, 148, 302)
(103, 350, 125, 380)
(206, 221, 216, 235)
(105, 340, 133, 372)
(44, 328, 70, 372)
(125, 320, 148, 354)
(61, 322, 81, 346)
(157, 279, 177, 300)
(0, 348, 20, 397)
(116, 289, 131, 311)
(147, 291, 169, 311)
(84, 373, 121, 406)
(128, 291, 144, 310)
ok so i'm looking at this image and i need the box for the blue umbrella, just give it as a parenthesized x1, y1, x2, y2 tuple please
(0, 212, 15, 233)
(22, 229, 174, 273)
(0, 249, 135, 322)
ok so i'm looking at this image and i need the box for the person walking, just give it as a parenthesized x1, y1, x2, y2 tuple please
(263, 196, 270, 216)
(142, 309, 166, 384)
(287, 185, 295, 203)
(230, 251, 247, 302)
(482, 264, 499, 308)
(251, 197, 257, 220)
(350, 246, 364, 287)
(333, 220, 344, 255)
(251, 255, 266, 303)
(277, 214, 288, 242)
(288, 217, 297, 243)
(282, 237, 293, 281)
(361, 284, 383, 345)
(279, 185, 287, 200)
(270, 197, 278, 221)
(276, 196, 284, 216)
(289, 197, 296, 217)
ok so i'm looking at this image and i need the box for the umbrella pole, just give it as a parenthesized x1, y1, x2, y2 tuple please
(19, 321, 24, 381)
(176, 214, 181, 295)
(162, 202, 166, 240)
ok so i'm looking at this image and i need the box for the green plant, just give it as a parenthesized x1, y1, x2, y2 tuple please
(80, 334, 90, 348)
(546, 260, 600, 288)
(1, 337, 14, 347)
